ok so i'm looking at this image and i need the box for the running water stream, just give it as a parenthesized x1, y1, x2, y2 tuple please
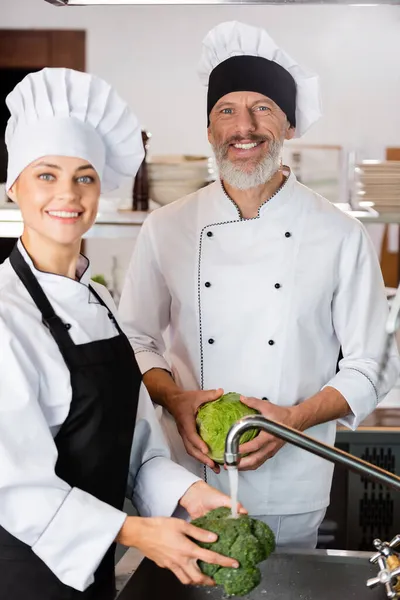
(227, 466, 239, 519)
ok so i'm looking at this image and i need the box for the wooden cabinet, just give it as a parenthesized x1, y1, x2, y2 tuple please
(0, 29, 86, 259)
(0, 32, 50, 68)
(48, 31, 86, 70)
(0, 30, 85, 70)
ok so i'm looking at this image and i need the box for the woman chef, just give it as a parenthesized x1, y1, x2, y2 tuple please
(0, 68, 242, 600)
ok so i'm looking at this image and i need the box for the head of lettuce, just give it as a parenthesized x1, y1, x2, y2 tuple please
(196, 392, 260, 464)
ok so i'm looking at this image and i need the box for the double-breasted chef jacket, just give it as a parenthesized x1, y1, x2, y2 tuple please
(0, 240, 199, 594)
(119, 170, 400, 517)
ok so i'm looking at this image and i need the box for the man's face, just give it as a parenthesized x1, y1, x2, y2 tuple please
(208, 91, 295, 190)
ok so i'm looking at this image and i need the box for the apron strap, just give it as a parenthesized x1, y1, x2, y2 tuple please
(9, 245, 73, 348)
(87, 283, 124, 336)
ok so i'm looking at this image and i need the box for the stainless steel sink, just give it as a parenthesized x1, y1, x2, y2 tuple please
(116, 548, 385, 600)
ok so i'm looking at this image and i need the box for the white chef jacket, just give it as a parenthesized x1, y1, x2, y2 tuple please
(119, 170, 400, 517)
(0, 240, 199, 592)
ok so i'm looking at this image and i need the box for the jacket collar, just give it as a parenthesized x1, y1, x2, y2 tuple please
(212, 167, 296, 221)
(17, 239, 93, 300)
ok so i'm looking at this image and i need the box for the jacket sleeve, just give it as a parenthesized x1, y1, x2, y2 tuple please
(126, 383, 200, 516)
(0, 317, 126, 592)
(119, 216, 172, 375)
(325, 221, 400, 429)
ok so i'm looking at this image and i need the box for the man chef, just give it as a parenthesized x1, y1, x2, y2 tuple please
(119, 21, 400, 548)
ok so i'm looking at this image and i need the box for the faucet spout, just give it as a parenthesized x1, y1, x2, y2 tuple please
(225, 415, 400, 492)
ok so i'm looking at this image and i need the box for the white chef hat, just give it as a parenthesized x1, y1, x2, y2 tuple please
(5, 68, 145, 192)
(198, 21, 321, 138)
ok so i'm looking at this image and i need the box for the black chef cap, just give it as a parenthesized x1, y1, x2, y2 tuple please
(207, 55, 296, 127)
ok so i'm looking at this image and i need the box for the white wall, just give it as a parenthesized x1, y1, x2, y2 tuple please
(2, 0, 400, 162)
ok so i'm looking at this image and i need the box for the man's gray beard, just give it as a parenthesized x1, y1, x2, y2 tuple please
(213, 139, 283, 191)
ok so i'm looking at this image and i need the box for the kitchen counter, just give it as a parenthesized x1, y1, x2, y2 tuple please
(344, 407, 400, 429)
(115, 548, 385, 600)
(336, 407, 400, 443)
(1, 204, 399, 239)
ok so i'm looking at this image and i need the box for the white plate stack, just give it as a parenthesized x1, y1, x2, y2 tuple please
(148, 155, 215, 206)
(354, 161, 400, 213)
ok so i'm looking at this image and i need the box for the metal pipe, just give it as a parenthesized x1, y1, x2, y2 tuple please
(43, 0, 400, 5)
(225, 416, 400, 491)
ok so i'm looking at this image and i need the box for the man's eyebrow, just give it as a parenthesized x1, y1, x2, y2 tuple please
(214, 101, 236, 110)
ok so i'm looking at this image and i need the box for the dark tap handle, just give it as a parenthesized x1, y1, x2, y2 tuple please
(132, 130, 150, 212)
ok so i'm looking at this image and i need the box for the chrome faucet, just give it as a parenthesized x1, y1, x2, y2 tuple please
(225, 416, 400, 598)
(225, 415, 400, 490)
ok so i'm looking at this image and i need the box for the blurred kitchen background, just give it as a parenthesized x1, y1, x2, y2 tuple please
(0, 0, 400, 557)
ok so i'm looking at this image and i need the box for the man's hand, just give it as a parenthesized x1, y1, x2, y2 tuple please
(117, 515, 239, 587)
(236, 396, 300, 471)
(168, 388, 224, 474)
(179, 480, 247, 520)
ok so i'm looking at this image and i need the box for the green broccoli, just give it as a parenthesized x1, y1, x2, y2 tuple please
(206, 506, 232, 520)
(91, 274, 108, 287)
(214, 566, 261, 597)
(229, 533, 265, 569)
(250, 517, 276, 560)
(191, 507, 275, 596)
(195, 517, 244, 577)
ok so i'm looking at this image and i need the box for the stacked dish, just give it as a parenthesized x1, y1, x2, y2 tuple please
(354, 161, 400, 213)
(148, 155, 215, 206)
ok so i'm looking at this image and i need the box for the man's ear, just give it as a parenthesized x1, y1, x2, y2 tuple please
(285, 124, 296, 141)
(207, 124, 214, 146)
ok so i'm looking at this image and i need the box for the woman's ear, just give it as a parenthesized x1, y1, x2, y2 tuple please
(6, 183, 17, 204)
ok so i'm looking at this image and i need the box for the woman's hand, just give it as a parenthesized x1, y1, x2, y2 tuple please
(179, 480, 247, 519)
(116, 516, 239, 586)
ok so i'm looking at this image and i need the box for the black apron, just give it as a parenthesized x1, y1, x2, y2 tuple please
(0, 246, 141, 600)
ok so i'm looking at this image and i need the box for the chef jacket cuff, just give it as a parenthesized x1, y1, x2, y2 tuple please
(135, 349, 171, 376)
(324, 369, 378, 430)
(133, 456, 200, 517)
(32, 487, 126, 592)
